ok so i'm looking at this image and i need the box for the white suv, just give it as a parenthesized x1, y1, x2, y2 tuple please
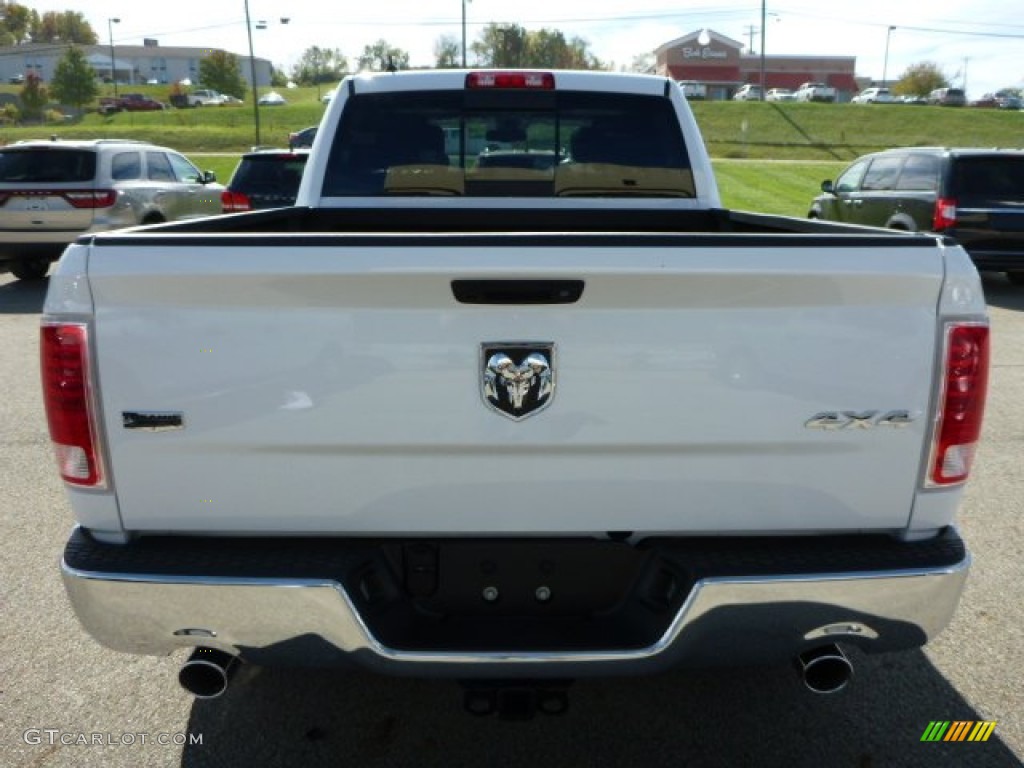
(0, 139, 223, 280)
(852, 87, 894, 104)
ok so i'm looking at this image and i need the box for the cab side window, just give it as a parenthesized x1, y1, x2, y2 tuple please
(861, 156, 903, 191)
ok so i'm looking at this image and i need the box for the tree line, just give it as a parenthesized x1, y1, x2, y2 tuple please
(0, 3, 96, 45)
(287, 24, 605, 87)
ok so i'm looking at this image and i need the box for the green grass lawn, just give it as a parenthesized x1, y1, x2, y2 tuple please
(690, 101, 1024, 161)
(712, 160, 847, 217)
(192, 154, 244, 184)
(0, 84, 327, 151)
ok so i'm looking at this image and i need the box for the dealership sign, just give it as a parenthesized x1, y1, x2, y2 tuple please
(681, 46, 729, 60)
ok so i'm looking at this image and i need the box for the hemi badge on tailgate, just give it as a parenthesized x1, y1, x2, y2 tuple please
(122, 411, 184, 432)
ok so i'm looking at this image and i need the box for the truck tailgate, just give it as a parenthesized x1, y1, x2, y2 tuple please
(88, 237, 943, 534)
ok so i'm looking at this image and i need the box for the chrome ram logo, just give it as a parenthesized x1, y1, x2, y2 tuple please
(481, 343, 556, 420)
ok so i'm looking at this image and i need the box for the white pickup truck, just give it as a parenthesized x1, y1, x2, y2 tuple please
(794, 82, 837, 103)
(45, 70, 989, 716)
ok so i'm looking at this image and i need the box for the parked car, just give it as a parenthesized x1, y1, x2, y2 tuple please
(765, 88, 795, 102)
(851, 87, 894, 104)
(119, 93, 166, 111)
(732, 84, 762, 101)
(793, 82, 836, 102)
(993, 92, 1022, 110)
(8, 73, 24, 84)
(187, 89, 226, 107)
(0, 138, 224, 280)
(927, 88, 966, 107)
(98, 93, 166, 115)
(808, 146, 1024, 284)
(258, 91, 286, 106)
(676, 81, 707, 100)
(221, 148, 309, 212)
(288, 126, 317, 149)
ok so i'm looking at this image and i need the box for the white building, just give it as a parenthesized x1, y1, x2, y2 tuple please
(0, 40, 272, 88)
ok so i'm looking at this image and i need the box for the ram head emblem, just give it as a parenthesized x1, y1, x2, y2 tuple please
(481, 343, 556, 420)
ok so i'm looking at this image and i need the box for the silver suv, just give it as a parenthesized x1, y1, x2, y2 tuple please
(0, 139, 224, 280)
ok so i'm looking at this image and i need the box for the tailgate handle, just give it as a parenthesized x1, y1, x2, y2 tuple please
(452, 280, 584, 305)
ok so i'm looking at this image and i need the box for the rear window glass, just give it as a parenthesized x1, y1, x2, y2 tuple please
(0, 148, 96, 182)
(323, 90, 693, 198)
(231, 155, 307, 193)
(953, 157, 1024, 202)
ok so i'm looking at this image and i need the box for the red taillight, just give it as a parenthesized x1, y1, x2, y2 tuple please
(41, 323, 105, 487)
(466, 71, 555, 90)
(63, 190, 117, 208)
(928, 323, 989, 486)
(933, 197, 957, 231)
(221, 190, 251, 213)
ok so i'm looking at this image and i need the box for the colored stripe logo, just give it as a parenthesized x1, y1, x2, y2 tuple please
(921, 721, 997, 742)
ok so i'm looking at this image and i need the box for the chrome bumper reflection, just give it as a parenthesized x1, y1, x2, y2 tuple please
(61, 554, 970, 676)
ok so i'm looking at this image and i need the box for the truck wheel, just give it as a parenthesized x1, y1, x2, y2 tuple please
(11, 258, 49, 280)
(1006, 272, 1024, 286)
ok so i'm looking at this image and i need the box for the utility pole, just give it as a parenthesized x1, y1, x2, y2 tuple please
(744, 25, 758, 54)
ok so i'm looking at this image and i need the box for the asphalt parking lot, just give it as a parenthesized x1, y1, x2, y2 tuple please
(1, 269, 1022, 768)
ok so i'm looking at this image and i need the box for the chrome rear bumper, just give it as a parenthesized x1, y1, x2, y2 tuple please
(61, 527, 970, 678)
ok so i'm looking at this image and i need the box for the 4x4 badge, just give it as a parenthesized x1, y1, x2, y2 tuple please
(481, 343, 556, 420)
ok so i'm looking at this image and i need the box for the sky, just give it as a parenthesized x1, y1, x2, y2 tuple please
(35, 1, 1024, 99)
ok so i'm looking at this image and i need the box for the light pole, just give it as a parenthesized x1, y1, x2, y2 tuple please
(108, 18, 120, 97)
(882, 26, 895, 86)
(461, 0, 468, 67)
(759, 0, 766, 100)
(243, 6, 290, 147)
(243, 1, 262, 146)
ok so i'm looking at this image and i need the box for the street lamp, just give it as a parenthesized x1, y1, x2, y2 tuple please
(108, 18, 120, 98)
(882, 26, 895, 86)
(243, 5, 290, 147)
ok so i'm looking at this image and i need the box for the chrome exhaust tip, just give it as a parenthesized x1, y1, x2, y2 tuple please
(178, 647, 239, 699)
(797, 643, 853, 694)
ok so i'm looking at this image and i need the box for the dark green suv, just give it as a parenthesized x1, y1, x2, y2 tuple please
(809, 147, 1024, 285)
